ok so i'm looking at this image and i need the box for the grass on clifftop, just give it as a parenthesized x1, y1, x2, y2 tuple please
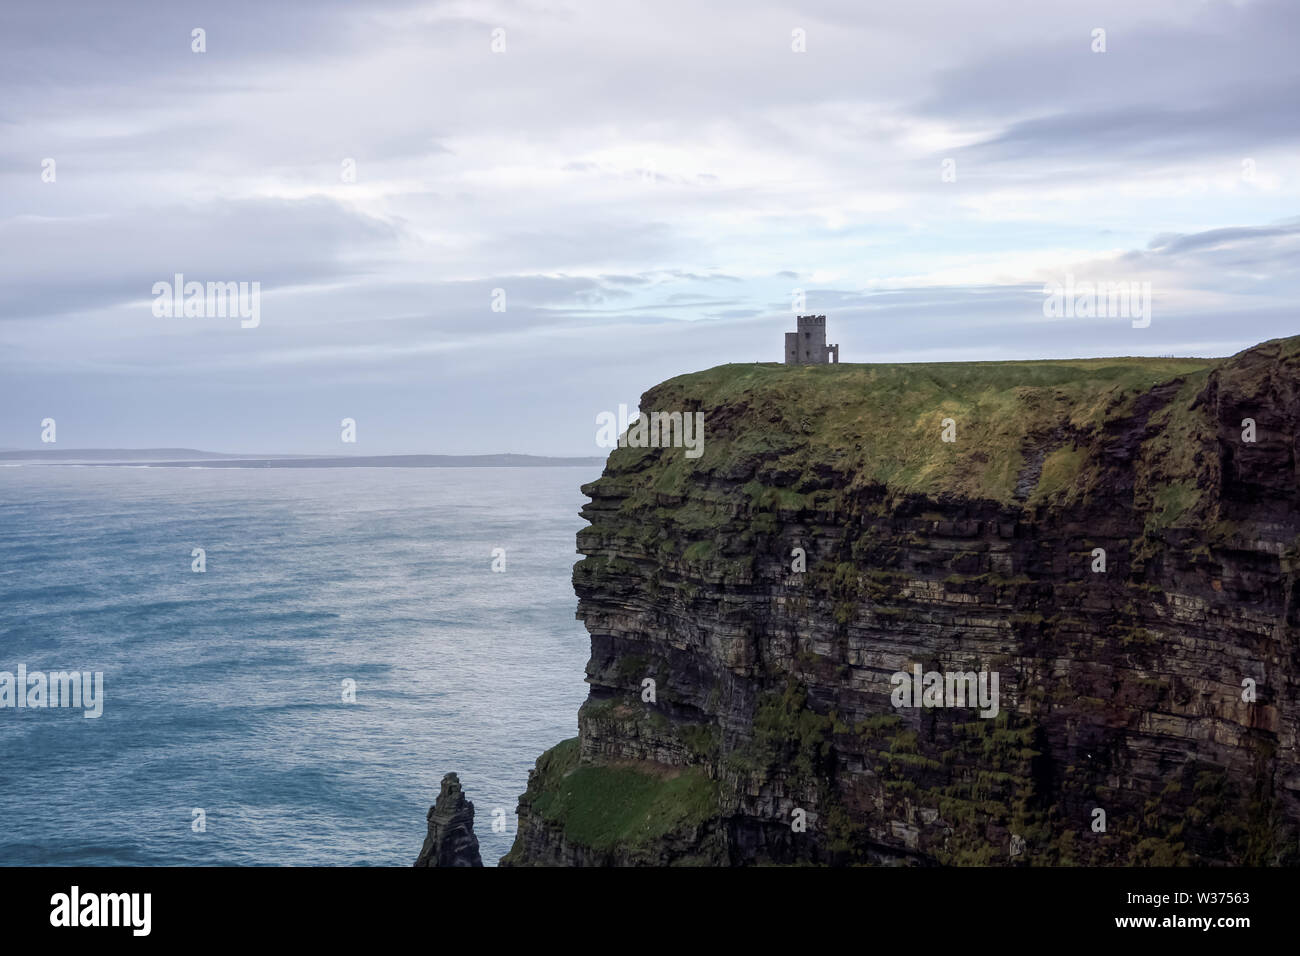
(609, 353, 1220, 509)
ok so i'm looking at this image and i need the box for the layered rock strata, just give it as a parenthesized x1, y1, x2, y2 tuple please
(504, 338, 1300, 866)
(415, 772, 483, 867)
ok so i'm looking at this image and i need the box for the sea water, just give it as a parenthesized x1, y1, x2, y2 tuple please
(0, 465, 594, 865)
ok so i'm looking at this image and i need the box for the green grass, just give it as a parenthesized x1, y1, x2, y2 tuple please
(1149, 480, 1199, 530)
(682, 540, 716, 562)
(1029, 444, 1089, 503)
(608, 354, 1218, 507)
(525, 738, 720, 851)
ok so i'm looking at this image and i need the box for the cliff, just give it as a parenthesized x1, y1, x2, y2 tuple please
(502, 336, 1300, 866)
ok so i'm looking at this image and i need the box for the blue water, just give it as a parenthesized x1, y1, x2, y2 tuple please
(0, 466, 595, 865)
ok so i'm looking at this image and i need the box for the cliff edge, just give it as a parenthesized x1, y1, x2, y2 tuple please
(503, 336, 1300, 866)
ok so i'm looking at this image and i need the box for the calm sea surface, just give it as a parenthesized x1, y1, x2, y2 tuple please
(0, 465, 595, 865)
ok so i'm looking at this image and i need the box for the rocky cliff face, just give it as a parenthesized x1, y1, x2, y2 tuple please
(503, 337, 1300, 866)
(415, 773, 483, 867)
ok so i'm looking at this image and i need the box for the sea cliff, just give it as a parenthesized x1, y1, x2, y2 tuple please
(502, 336, 1300, 866)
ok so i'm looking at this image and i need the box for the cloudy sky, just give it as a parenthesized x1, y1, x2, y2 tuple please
(2, 0, 1297, 454)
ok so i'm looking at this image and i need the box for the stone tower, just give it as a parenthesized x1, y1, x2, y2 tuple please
(784, 314, 839, 365)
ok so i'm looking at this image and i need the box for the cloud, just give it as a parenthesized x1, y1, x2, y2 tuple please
(0, 197, 403, 320)
(1, 0, 1296, 453)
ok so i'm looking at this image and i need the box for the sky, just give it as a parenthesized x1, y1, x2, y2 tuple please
(1, 0, 1297, 455)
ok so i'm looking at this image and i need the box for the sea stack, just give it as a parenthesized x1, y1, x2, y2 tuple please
(414, 773, 483, 867)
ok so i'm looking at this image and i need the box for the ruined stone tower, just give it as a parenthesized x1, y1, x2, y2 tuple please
(784, 314, 839, 365)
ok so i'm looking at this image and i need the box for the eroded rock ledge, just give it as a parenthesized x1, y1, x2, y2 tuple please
(503, 337, 1300, 866)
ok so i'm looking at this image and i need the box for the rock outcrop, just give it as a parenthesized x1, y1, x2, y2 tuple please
(415, 773, 483, 867)
(503, 336, 1300, 866)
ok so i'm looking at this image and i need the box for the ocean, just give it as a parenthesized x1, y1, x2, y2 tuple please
(0, 465, 596, 866)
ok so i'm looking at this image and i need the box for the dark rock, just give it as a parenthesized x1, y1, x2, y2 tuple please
(414, 773, 483, 867)
(504, 336, 1300, 866)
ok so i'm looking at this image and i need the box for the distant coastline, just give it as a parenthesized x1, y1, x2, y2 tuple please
(0, 449, 605, 468)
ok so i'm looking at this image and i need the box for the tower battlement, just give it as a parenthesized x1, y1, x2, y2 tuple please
(784, 315, 839, 365)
